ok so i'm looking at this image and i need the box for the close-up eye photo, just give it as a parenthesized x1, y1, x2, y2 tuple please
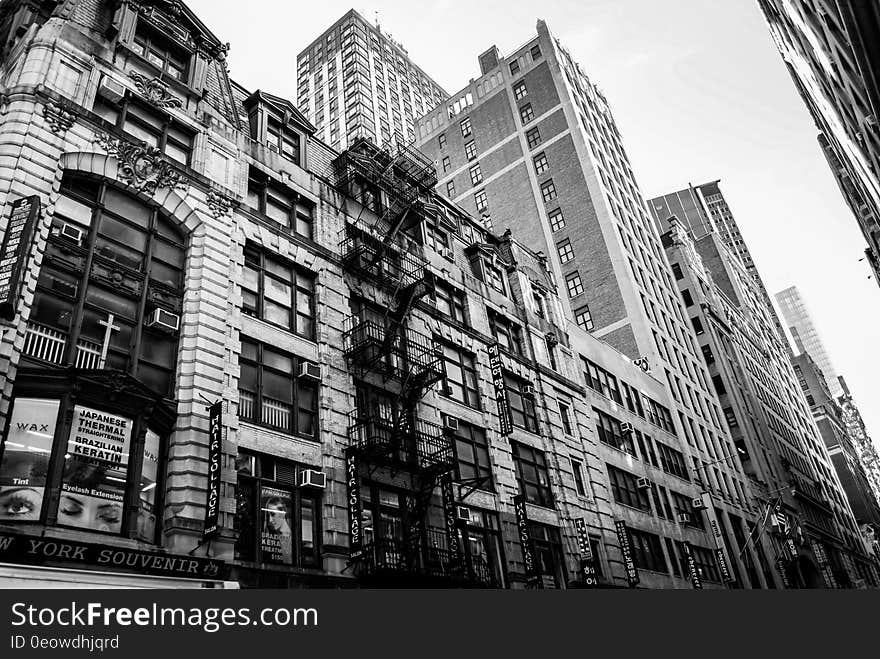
(0, 1, 876, 655)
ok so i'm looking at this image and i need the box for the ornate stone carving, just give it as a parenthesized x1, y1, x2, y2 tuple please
(128, 70, 182, 109)
(94, 133, 189, 196)
(42, 102, 76, 134)
(206, 188, 234, 219)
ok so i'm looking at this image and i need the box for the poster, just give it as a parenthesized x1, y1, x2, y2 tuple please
(260, 486, 293, 564)
(137, 429, 160, 543)
(0, 398, 60, 522)
(60, 405, 133, 533)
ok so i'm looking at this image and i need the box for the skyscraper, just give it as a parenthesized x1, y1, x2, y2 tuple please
(417, 20, 759, 586)
(296, 9, 448, 151)
(757, 0, 880, 287)
(775, 286, 842, 397)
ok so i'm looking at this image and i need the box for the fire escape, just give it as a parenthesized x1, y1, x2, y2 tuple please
(337, 138, 493, 587)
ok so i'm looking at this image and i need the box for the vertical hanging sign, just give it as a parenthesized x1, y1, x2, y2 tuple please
(346, 450, 363, 559)
(701, 492, 735, 583)
(202, 402, 223, 540)
(682, 541, 703, 589)
(574, 518, 599, 587)
(615, 519, 639, 587)
(440, 472, 463, 571)
(0, 195, 39, 321)
(513, 494, 540, 586)
(487, 343, 512, 435)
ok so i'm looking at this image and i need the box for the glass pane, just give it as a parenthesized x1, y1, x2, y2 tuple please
(84, 285, 138, 320)
(266, 259, 291, 281)
(264, 277, 291, 305)
(149, 261, 182, 289)
(137, 429, 160, 542)
(94, 236, 143, 271)
(124, 119, 159, 147)
(55, 194, 93, 227)
(263, 349, 293, 372)
(243, 266, 259, 293)
(152, 239, 185, 268)
(139, 332, 177, 366)
(301, 497, 316, 563)
(103, 188, 151, 226)
(266, 198, 290, 225)
(98, 214, 148, 250)
(164, 141, 188, 165)
(263, 371, 293, 402)
(264, 300, 290, 326)
(260, 486, 293, 564)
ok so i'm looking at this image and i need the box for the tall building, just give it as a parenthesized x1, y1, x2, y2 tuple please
(417, 21, 763, 587)
(838, 377, 880, 506)
(775, 286, 841, 396)
(757, 0, 880, 286)
(296, 9, 448, 151)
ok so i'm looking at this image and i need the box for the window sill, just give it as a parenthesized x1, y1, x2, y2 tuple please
(612, 502, 653, 517)
(240, 313, 317, 346)
(238, 419, 319, 444)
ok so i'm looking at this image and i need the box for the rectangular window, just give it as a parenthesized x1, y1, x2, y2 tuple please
(238, 339, 318, 438)
(565, 272, 584, 297)
(514, 80, 528, 100)
(266, 119, 302, 165)
(540, 179, 557, 203)
(575, 306, 594, 331)
(656, 441, 690, 480)
(242, 245, 316, 339)
(582, 358, 622, 403)
(465, 140, 477, 160)
(691, 317, 704, 335)
(548, 208, 565, 231)
(526, 127, 542, 149)
(133, 20, 190, 82)
(442, 156, 450, 172)
(557, 239, 574, 264)
(439, 342, 481, 409)
(454, 420, 494, 489)
(533, 152, 549, 175)
(519, 103, 535, 124)
(488, 310, 523, 355)
(460, 117, 472, 137)
(595, 409, 636, 456)
(681, 289, 694, 307)
(530, 44, 542, 59)
(446, 181, 456, 197)
(607, 464, 650, 512)
(512, 442, 553, 507)
(629, 528, 667, 573)
(247, 173, 314, 240)
(99, 97, 193, 166)
(505, 374, 539, 434)
(433, 281, 467, 323)
(438, 133, 447, 148)
(474, 189, 488, 213)
(570, 457, 587, 497)
(510, 60, 520, 75)
(701, 345, 715, 365)
(469, 163, 483, 186)
(558, 401, 574, 436)
(672, 263, 683, 280)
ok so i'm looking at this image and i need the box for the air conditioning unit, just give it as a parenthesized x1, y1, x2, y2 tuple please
(677, 512, 691, 524)
(299, 362, 322, 381)
(440, 247, 454, 261)
(522, 384, 536, 398)
(97, 75, 126, 104)
(456, 506, 470, 523)
(442, 415, 459, 432)
(636, 477, 651, 490)
(692, 498, 707, 511)
(60, 222, 83, 244)
(147, 308, 180, 331)
(620, 422, 634, 436)
(299, 469, 326, 489)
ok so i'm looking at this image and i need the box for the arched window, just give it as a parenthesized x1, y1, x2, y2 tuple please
(24, 175, 186, 397)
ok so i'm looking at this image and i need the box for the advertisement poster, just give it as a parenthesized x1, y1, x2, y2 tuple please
(60, 405, 133, 533)
(260, 486, 293, 564)
(137, 429, 160, 543)
(0, 398, 60, 522)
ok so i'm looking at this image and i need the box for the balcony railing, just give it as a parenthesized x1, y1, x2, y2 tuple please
(22, 322, 107, 369)
(347, 415, 454, 474)
(340, 231, 427, 292)
(238, 390, 293, 431)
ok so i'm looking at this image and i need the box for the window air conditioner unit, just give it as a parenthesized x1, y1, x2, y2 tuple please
(677, 513, 691, 524)
(522, 384, 536, 398)
(97, 75, 126, 104)
(636, 477, 651, 490)
(440, 247, 454, 261)
(299, 362, 322, 381)
(456, 506, 470, 523)
(299, 469, 327, 489)
(620, 422, 634, 436)
(692, 498, 707, 511)
(147, 308, 180, 331)
(442, 415, 459, 432)
(60, 222, 83, 244)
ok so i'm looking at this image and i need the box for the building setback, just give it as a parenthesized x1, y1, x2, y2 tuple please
(757, 0, 880, 286)
(296, 9, 448, 152)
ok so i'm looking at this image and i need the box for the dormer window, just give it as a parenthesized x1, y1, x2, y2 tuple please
(267, 118, 302, 166)
(132, 21, 189, 83)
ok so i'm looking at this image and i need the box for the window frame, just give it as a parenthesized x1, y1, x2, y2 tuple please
(242, 245, 317, 340)
(512, 441, 554, 508)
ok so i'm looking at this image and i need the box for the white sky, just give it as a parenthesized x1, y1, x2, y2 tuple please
(188, 0, 880, 441)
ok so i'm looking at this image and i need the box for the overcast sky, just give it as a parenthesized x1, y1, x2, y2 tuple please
(188, 0, 880, 441)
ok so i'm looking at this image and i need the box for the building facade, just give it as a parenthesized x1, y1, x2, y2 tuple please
(295, 9, 447, 152)
(757, 0, 880, 286)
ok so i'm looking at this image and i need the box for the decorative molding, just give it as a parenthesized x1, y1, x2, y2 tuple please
(42, 102, 76, 134)
(127, 70, 183, 109)
(206, 188, 235, 219)
(94, 133, 189, 196)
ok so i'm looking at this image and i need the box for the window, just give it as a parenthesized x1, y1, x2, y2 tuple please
(438, 133, 447, 148)
(27, 175, 184, 397)
(488, 310, 523, 355)
(441, 155, 450, 172)
(238, 338, 318, 438)
(530, 44, 542, 59)
(570, 458, 587, 497)
(681, 289, 694, 307)
(454, 420, 494, 489)
(525, 129, 542, 151)
(629, 528, 667, 573)
(565, 272, 584, 298)
(575, 306, 594, 331)
(474, 189, 488, 213)
(465, 140, 477, 160)
(519, 103, 535, 124)
(235, 451, 320, 567)
(266, 119, 301, 165)
(533, 151, 549, 175)
(469, 163, 483, 186)
(671, 490, 704, 529)
(540, 179, 557, 203)
(656, 441, 690, 480)
(701, 345, 715, 365)
(557, 239, 574, 264)
(530, 523, 566, 588)
(514, 80, 528, 100)
(481, 258, 506, 295)
(247, 173, 314, 240)
(94, 96, 193, 166)
(548, 208, 565, 231)
(132, 20, 190, 81)
(723, 407, 738, 428)
(446, 181, 456, 197)
(689, 544, 722, 582)
(505, 374, 540, 434)
(242, 246, 315, 338)
(582, 359, 622, 402)
(512, 442, 553, 507)
(607, 465, 650, 512)
(558, 401, 574, 436)
(460, 117, 472, 137)
(439, 342, 480, 408)
(595, 409, 636, 456)
(510, 60, 520, 75)
(433, 281, 467, 323)
(712, 375, 727, 396)
(691, 317, 704, 335)
(671, 263, 683, 280)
